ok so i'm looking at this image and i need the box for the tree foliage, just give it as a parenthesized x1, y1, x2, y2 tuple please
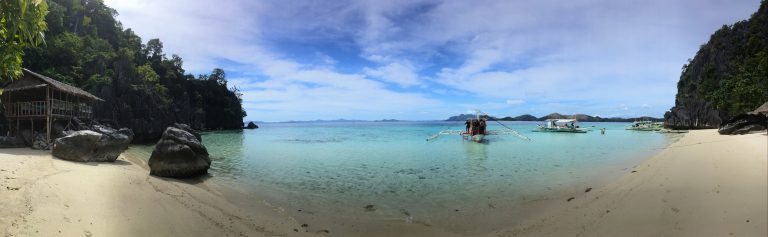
(0, 0, 48, 80)
(16, 0, 245, 140)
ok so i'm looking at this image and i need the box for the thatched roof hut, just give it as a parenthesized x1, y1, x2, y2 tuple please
(2, 69, 102, 144)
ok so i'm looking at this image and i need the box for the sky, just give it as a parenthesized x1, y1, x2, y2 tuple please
(103, 0, 762, 122)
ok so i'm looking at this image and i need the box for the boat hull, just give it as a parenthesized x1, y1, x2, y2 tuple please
(532, 128, 588, 133)
(471, 134, 485, 142)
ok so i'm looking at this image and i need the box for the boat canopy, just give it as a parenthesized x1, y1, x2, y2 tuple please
(545, 119, 577, 123)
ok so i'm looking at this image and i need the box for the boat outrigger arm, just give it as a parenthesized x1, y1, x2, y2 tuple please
(426, 110, 531, 142)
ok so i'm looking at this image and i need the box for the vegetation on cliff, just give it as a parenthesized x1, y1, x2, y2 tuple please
(676, 0, 768, 119)
(5, 0, 245, 142)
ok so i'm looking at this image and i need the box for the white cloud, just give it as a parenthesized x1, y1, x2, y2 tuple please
(363, 61, 421, 87)
(506, 99, 525, 105)
(104, 0, 762, 120)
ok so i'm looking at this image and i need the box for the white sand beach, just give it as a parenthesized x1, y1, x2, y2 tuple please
(499, 130, 767, 237)
(0, 148, 321, 237)
(1, 129, 766, 237)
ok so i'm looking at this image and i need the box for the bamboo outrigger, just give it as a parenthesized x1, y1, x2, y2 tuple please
(427, 110, 530, 143)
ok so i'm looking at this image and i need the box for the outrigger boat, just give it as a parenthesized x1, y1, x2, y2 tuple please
(427, 110, 530, 143)
(533, 119, 588, 133)
(625, 120, 664, 131)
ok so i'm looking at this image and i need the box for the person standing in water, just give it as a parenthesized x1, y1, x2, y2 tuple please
(465, 119, 472, 134)
(479, 119, 487, 135)
(471, 119, 480, 135)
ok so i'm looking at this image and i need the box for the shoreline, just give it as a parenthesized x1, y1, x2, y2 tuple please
(1, 130, 765, 236)
(496, 130, 767, 236)
(0, 148, 321, 237)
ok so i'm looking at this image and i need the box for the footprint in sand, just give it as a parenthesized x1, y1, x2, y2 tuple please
(84, 230, 92, 237)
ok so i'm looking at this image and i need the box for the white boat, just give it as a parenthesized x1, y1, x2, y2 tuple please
(626, 121, 664, 131)
(532, 119, 588, 133)
(426, 110, 530, 143)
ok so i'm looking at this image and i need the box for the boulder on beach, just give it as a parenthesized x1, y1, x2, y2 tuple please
(0, 136, 26, 148)
(245, 122, 258, 129)
(171, 123, 202, 142)
(718, 113, 768, 135)
(148, 127, 211, 178)
(52, 126, 134, 162)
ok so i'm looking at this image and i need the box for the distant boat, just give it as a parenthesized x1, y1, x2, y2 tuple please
(533, 119, 589, 133)
(626, 121, 663, 131)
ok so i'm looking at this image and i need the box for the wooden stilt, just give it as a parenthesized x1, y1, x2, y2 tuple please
(46, 86, 51, 142)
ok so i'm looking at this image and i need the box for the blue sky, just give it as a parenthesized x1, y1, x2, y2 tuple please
(104, 0, 761, 122)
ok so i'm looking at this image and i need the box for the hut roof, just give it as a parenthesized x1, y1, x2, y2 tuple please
(3, 69, 103, 101)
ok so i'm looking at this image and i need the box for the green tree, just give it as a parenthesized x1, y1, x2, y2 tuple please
(0, 0, 48, 80)
(137, 64, 159, 83)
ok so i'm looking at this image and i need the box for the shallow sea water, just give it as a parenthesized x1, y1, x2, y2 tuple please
(128, 121, 679, 234)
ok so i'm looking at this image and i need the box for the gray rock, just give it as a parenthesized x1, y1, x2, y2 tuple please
(148, 127, 210, 178)
(718, 113, 768, 135)
(52, 130, 102, 162)
(0, 136, 25, 148)
(664, 98, 722, 129)
(52, 127, 134, 162)
(171, 123, 202, 142)
(732, 124, 766, 135)
(245, 122, 258, 129)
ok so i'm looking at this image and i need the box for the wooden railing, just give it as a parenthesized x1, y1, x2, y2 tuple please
(5, 101, 47, 117)
(5, 100, 93, 118)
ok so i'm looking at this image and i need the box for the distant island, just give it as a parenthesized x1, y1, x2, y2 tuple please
(446, 113, 663, 122)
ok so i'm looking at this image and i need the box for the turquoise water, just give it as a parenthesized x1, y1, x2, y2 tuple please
(130, 121, 679, 233)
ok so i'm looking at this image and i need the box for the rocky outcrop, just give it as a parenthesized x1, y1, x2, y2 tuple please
(148, 127, 210, 178)
(664, 98, 722, 129)
(52, 126, 134, 162)
(718, 107, 768, 135)
(245, 122, 258, 129)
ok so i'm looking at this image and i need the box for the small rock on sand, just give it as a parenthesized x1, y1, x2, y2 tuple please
(585, 188, 593, 193)
(567, 197, 575, 202)
(364, 204, 376, 212)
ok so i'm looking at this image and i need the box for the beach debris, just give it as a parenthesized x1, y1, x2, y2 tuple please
(631, 171, 637, 173)
(148, 127, 211, 178)
(6, 186, 20, 191)
(585, 188, 593, 193)
(301, 224, 308, 227)
(318, 229, 330, 234)
(293, 229, 298, 232)
(454, 209, 460, 212)
(364, 204, 376, 212)
(567, 197, 575, 202)
(606, 210, 610, 213)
